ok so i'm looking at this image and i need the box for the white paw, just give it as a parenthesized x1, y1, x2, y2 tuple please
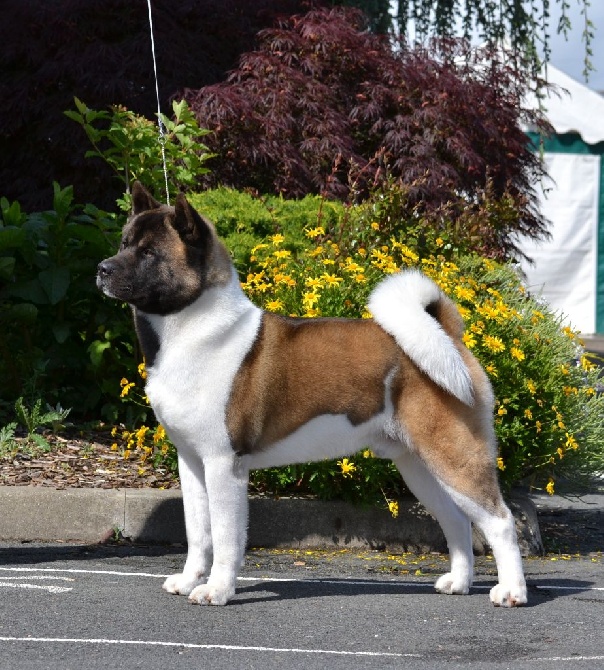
(162, 572, 207, 597)
(188, 581, 235, 606)
(434, 572, 471, 595)
(489, 582, 528, 607)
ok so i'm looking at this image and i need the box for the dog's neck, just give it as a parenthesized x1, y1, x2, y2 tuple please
(134, 272, 259, 369)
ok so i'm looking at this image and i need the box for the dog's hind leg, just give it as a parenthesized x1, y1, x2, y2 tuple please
(188, 453, 249, 606)
(392, 449, 475, 595)
(439, 484, 527, 608)
(163, 452, 213, 596)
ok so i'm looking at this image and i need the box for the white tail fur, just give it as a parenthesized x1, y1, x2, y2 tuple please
(368, 270, 474, 405)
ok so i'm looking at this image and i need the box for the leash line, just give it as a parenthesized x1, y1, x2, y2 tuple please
(146, 0, 170, 205)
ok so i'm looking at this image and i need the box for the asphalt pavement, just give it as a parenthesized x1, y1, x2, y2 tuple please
(0, 541, 602, 670)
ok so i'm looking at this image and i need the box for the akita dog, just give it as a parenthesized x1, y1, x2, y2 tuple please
(97, 182, 527, 607)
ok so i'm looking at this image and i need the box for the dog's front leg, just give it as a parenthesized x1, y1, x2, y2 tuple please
(188, 453, 249, 606)
(163, 452, 213, 596)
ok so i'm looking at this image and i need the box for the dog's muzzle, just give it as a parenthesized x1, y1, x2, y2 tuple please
(96, 259, 117, 293)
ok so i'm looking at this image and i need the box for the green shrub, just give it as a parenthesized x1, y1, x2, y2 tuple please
(0, 184, 136, 420)
(189, 188, 344, 273)
(65, 99, 213, 210)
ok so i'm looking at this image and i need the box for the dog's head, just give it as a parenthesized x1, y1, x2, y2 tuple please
(97, 182, 232, 314)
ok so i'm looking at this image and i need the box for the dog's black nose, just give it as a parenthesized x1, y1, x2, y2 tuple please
(97, 260, 115, 277)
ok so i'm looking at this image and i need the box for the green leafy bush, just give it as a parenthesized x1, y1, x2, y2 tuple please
(65, 99, 213, 210)
(0, 184, 136, 419)
(189, 188, 344, 273)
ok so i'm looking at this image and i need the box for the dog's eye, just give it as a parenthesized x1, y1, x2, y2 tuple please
(142, 248, 155, 258)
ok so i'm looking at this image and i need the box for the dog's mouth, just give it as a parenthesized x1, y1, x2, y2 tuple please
(96, 267, 133, 301)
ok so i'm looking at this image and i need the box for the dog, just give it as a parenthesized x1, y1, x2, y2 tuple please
(97, 181, 527, 607)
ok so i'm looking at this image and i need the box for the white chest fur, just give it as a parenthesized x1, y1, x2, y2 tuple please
(142, 277, 262, 456)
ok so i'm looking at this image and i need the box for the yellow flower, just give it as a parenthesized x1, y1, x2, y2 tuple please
(562, 326, 576, 340)
(120, 379, 135, 398)
(302, 291, 320, 309)
(270, 233, 285, 245)
(546, 478, 555, 496)
(338, 458, 357, 478)
(557, 447, 564, 459)
(111, 426, 118, 437)
(497, 406, 507, 416)
(388, 500, 399, 518)
(580, 355, 596, 372)
(305, 277, 324, 289)
(274, 273, 296, 287)
(371, 222, 380, 231)
(455, 286, 476, 302)
(266, 299, 284, 312)
(477, 303, 501, 320)
(305, 226, 325, 238)
(343, 258, 364, 274)
(535, 420, 542, 433)
(273, 249, 291, 260)
(524, 408, 533, 420)
(565, 433, 579, 450)
(135, 425, 150, 448)
(363, 449, 374, 458)
(485, 363, 498, 377)
(462, 332, 477, 348)
(138, 361, 147, 379)
(111, 443, 118, 452)
(482, 334, 506, 353)
(153, 425, 167, 444)
(321, 273, 343, 286)
(497, 457, 506, 471)
(510, 347, 525, 362)
(526, 379, 537, 395)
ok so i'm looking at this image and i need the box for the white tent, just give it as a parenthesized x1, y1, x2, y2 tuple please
(519, 65, 604, 335)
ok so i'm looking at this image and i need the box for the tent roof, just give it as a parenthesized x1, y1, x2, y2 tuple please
(526, 65, 604, 144)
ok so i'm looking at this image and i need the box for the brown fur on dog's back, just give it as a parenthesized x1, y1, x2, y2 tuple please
(226, 314, 407, 454)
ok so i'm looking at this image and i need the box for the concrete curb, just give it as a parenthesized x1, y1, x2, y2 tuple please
(0, 487, 546, 556)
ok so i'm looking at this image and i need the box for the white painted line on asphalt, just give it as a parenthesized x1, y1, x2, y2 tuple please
(0, 637, 602, 663)
(0, 575, 74, 581)
(0, 567, 166, 579)
(0, 636, 419, 658)
(0, 567, 601, 593)
(0, 582, 72, 594)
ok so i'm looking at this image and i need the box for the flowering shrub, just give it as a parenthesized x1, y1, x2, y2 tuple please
(113, 363, 177, 480)
(244, 233, 604, 498)
(113, 228, 604, 503)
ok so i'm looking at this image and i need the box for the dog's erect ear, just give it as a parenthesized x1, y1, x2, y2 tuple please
(131, 181, 162, 215)
(173, 192, 212, 247)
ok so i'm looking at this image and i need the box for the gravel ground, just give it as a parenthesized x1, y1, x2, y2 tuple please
(0, 431, 179, 490)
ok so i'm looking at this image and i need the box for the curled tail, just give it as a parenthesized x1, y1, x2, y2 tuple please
(368, 270, 474, 406)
